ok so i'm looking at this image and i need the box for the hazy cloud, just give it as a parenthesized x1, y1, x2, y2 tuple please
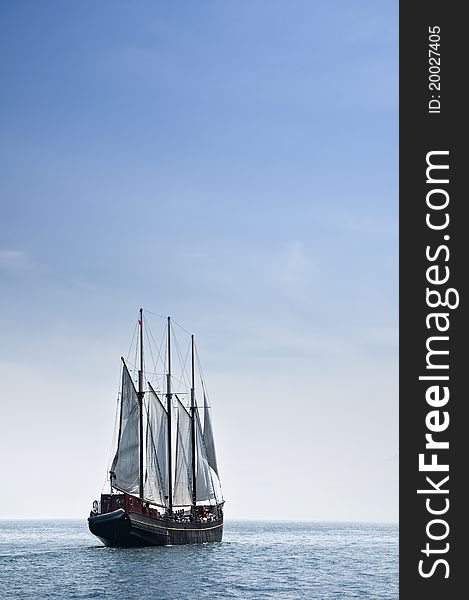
(0, 249, 30, 271)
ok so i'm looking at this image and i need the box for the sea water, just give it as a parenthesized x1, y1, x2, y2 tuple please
(0, 520, 398, 599)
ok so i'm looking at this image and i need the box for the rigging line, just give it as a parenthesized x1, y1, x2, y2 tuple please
(147, 321, 167, 374)
(143, 320, 159, 384)
(126, 321, 138, 364)
(159, 326, 167, 370)
(194, 342, 205, 383)
(171, 317, 192, 337)
(194, 343, 211, 405)
(167, 371, 191, 391)
(146, 328, 168, 394)
(146, 319, 167, 374)
(173, 332, 191, 392)
(180, 340, 191, 391)
(144, 309, 167, 321)
(148, 375, 164, 396)
(133, 320, 139, 385)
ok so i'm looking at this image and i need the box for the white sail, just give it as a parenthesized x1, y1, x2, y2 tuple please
(195, 411, 215, 503)
(110, 362, 140, 495)
(144, 386, 168, 507)
(203, 392, 219, 477)
(172, 398, 193, 506)
(209, 465, 223, 504)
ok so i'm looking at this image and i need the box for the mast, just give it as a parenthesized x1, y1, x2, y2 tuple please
(190, 334, 197, 513)
(138, 308, 144, 500)
(166, 317, 173, 513)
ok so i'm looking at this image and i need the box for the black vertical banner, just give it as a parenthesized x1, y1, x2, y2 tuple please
(400, 2, 467, 598)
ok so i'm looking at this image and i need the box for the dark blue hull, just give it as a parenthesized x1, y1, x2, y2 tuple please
(88, 509, 223, 547)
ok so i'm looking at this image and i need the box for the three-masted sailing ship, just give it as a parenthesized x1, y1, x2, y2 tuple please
(88, 310, 224, 546)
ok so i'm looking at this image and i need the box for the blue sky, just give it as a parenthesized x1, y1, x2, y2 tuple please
(0, 1, 397, 521)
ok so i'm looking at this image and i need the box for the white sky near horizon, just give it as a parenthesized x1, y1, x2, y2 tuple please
(0, 1, 398, 522)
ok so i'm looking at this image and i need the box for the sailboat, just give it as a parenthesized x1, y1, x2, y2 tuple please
(88, 310, 224, 546)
